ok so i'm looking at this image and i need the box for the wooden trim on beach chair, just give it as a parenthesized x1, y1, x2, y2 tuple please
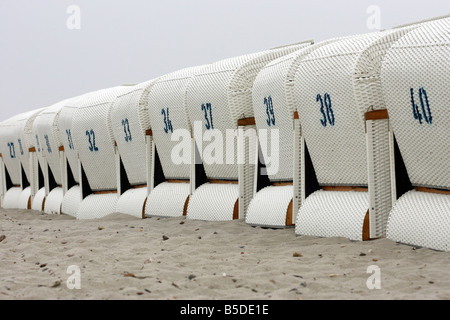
(237, 117, 256, 126)
(92, 190, 118, 195)
(365, 109, 389, 121)
(322, 186, 368, 192)
(183, 195, 190, 216)
(286, 199, 294, 226)
(272, 181, 293, 186)
(294, 111, 299, 120)
(29, 147, 36, 153)
(142, 198, 148, 219)
(167, 179, 190, 184)
(233, 199, 239, 220)
(59, 146, 64, 152)
(362, 210, 370, 241)
(209, 179, 239, 185)
(146, 129, 153, 136)
(414, 187, 450, 195)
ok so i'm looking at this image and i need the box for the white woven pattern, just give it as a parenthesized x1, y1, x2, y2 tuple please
(381, 18, 450, 189)
(33, 99, 72, 186)
(387, 190, 450, 251)
(238, 125, 258, 217)
(31, 187, 46, 211)
(1, 187, 22, 209)
(115, 187, 148, 219)
(110, 81, 157, 185)
(72, 86, 132, 191)
(295, 190, 369, 241)
(148, 66, 207, 180)
(44, 187, 64, 215)
(246, 185, 293, 228)
(186, 44, 308, 180)
(16, 109, 46, 184)
(294, 33, 384, 186)
(187, 183, 238, 221)
(0, 115, 22, 185)
(76, 193, 119, 220)
(145, 182, 190, 218)
(18, 187, 31, 210)
(61, 185, 81, 218)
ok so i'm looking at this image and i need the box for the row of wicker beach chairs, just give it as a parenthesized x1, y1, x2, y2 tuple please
(0, 16, 448, 251)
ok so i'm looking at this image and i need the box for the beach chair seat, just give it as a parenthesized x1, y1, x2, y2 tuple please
(185, 43, 310, 221)
(293, 27, 420, 241)
(110, 80, 157, 218)
(381, 17, 450, 251)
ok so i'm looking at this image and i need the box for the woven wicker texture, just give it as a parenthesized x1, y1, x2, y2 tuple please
(296, 190, 369, 241)
(387, 190, 449, 251)
(145, 182, 190, 218)
(110, 80, 157, 186)
(0, 113, 31, 185)
(31, 187, 46, 211)
(71, 86, 132, 191)
(381, 18, 450, 189)
(15, 109, 47, 184)
(294, 32, 385, 186)
(1, 187, 22, 209)
(76, 193, 118, 220)
(187, 183, 239, 221)
(148, 66, 208, 180)
(33, 99, 74, 186)
(245, 185, 293, 227)
(115, 187, 148, 218)
(44, 187, 64, 215)
(61, 185, 81, 218)
(186, 44, 308, 180)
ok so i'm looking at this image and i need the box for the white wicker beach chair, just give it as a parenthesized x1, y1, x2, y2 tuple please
(145, 66, 209, 218)
(32, 98, 79, 214)
(58, 85, 132, 219)
(247, 40, 386, 228)
(185, 42, 311, 221)
(0, 109, 48, 210)
(0, 114, 26, 209)
(293, 27, 422, 241)
(381, 17, 450, 251)
(110, 80, 158, 219)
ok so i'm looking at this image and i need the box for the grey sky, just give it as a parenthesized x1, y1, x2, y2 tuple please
(0, 0, 448, 122)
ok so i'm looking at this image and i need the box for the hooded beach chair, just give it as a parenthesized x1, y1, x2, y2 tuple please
(246, 40, 368, 228)
(32, 98, 79, 214)
(0, 114, 27, 208)
(380, 17, 450, 251)
(292, 26, 424, 241)
(145, 66, 210, 218)
(0, 109, 47, 210)
(58, 85, 132, 219)
(185, 42, 312, 221)
(109, 80, 158, 218)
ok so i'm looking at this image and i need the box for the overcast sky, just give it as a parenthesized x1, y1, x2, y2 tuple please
(0, 0, 448, 121)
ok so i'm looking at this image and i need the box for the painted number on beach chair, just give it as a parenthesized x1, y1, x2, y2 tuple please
(264, 96, 275, 126)
(161, 108, 173, 134)
(410, 87, 432, 125)
(201, 103, 214, 130)
(86, 129, 99, 152)
(44, 135, 52, 154)
(35, 135, 41, 152)
(17, 139, 24, 156)
(317, 93, 335, 127)
(121, 118, 132, 142)
(7, 142, 16, 159)
(66, 130, 74, 150)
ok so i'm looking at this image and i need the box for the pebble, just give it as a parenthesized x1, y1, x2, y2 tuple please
(0, 235, 6, 242)
(162, 235, 169, 241)
(188, 275, 196, 280)
(293, 252, 303, 257)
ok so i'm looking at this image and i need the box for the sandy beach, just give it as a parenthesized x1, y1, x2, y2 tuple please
(0, 208, 449, 300)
